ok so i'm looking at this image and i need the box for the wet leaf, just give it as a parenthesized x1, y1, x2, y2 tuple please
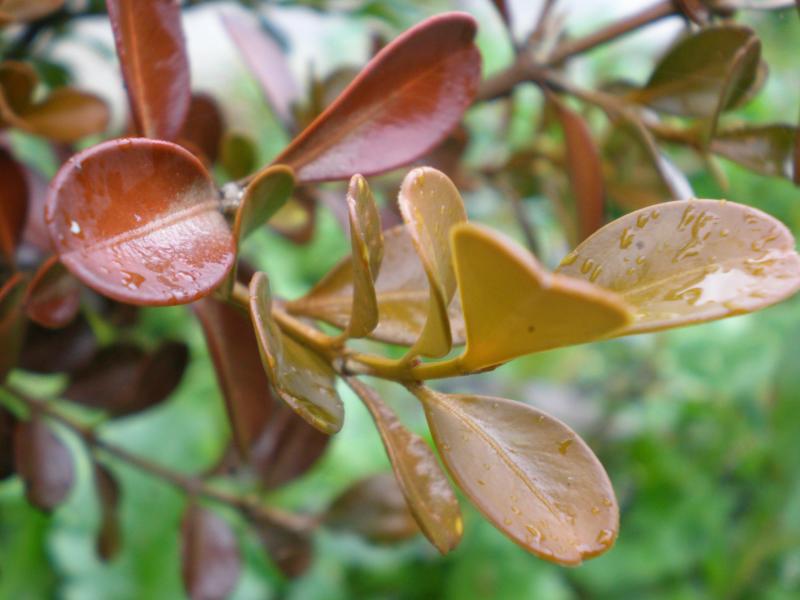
(634, 26, 761, 118)
(24, 256, 80, 328)
(0, 405, 16, 480)
(249, 272, 343, 434)
(93, 462, 122, 561)
(398, 167, 467, 358)
(272, 13, 481, 182)
(220, 132, 258, 180)
(452, 223, 632, 372)
(557, 199, 800, 334)
(0, 146, 28, 262)
(180, 94, 225, 164)
(347, 378, 462, 554)
(181, 503, 241, 600)
(288, 225, 466, 347)
(221, 11, 298, 131)
(19, 313, 96, 374)
(107, 0, 191, 140)
(549, 94, 605, 240)
(0, 273, 26, 382)
(255, 520, 312, 579)
(0, 0, 64, 22)
(325, 472, 420, 544)
(46, 138, 234, 306)
(412, 386, 618, 565)
(235, 165, 295, 243)
(14, 416, 75, 511)
(711, 124, 797, 180)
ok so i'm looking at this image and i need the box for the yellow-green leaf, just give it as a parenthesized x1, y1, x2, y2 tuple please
(287, 225, 466, 347)
(249, 272, 343, 434)
(398, 167, 467, 359)
(412, 386, 618, 566)
(347, 377, 462, 554)
(556, 199, 800, 334)
(452, 223, 633, 372)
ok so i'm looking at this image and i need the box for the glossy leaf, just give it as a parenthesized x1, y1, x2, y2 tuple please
(272, 12, 481, 182)
(192, 297, 271, 457)
(94, 462, 122, 561)
(348, 378, 462, 554)
(0, 146, 28, 262)
(557, 199, 800, 334)
(413, 386, 618, 565)
(180, 94, 225, 164)
(181, 503, 241, 600)
(14, 416, 75, 511)
(0, 405, 16, 480)
(398, 167, 467, 358)
(289, 225, 466, 346)
(255, 520, 312, 579)
(711, 125, 797, 180)
(234, 165, 295, 242)
(550, 94, 605, 240)
(0, 273, 26, 381)
(19, 314, 96, 374)
(107, 0, 191, 140)
(46, 138, 234, 306)
(220, 132, 258, 180)
(249, 272, 343, 434)
(452, 223, 633, 372)
(0, 0, 64, 22)
(221, 11, 298, 131)
(325, 473, 420, 544)
(634, 26, 761, 118)
(24, 256, 80, 328)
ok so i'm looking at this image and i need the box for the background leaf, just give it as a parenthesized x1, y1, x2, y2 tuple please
(14, 416, 75, 511)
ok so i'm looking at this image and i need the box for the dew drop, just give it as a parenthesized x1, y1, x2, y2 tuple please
(558, 438, 573, 455)
(596, 529, 614, 545)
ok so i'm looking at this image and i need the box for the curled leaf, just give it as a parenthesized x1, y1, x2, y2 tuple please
(413, 386, 618, 565)
(181, 503, 241, 600)
(45, 138, 234, 306)
(557, 199, 800, 334)
(347, 377, 462, 554)
(711, 124, 797, 180)
(14, 416, 75, 511)
(249, 272, 343, 434)
(452, 223, 632, 372)
(107, 0, 191, 140)
(272, 12, 481, 182)
(24, 256, 80, 329)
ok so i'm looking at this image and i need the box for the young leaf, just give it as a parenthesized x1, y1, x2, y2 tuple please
(234, 165, 295, 243)
(193, 297, 271, 456)
(221, 11, 299, 132)
(0, 273, 26, 382)
(324, 473, 420, 544)
(711, 125, 797, 180)
(272, 13, 481, 182)
(45, 138, 235, 306)
(347, 377, 462, 554)
(93, 462, 122, 561)
(633, 26, 761, 118)
(399, 167, 467, 359)
(288, 225, 466, 346)
(181, 503, 241, 600)
(452, 223, 633, 372)
(220, 132, 258, 180)
(249, 272, 343, 434)
(557, 199, 800, 334)
(107, 0, 191, 141)
(549, 94, 605, 240)
(14, 416, 75, 511)
(412, 386, 618, 566)
(0, 146, 28, 262)
(24, 256, 80, 329)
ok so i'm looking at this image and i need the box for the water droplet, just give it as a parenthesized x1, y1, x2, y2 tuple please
(591, 506, 600, 515)
(558, 438, 573, 455)
(596, 529, 614, 545)
(503, 518, 512, 526)
(602, 497, 613, 507)
(560, 251, 578, 266)
(69, 220, 83, 237)
(580, 258, 594, 275)
(619, 228, 634, 249)
(121, 270, 145, 290)
(525, 525, 543, 543)
(477, 479, 485, 486)
(589, 264, 603, 283)
(511, 506, 521, 515)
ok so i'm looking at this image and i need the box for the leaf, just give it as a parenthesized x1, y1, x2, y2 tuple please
(711, 124, 797, 180)
(673, 0, 711, 24)
(325, 473, 420, 544)
(46, 138, 234, 306)
(24, 256, 80, 329)
(398, 167, 467, 358)
(452, 223, 633, 372)
(272, 12, 481, 182)
(491, 0, 512, 29)
(107, 0, 191, 140)
(0, 0, 64, 22)
(289, 225, 467, 347)
(708, 35, 762, 139)
(181, 503, 241, 600)
(549, 94, 605, 240)
(412, 386, 618, 565)
(234, 165, 295, 243)
(254, 520, 312, 579)
(249, 272, 343, 434)
(0, 146, 28, 262)
(0, 405, 16, 480)
(347, 378, 462, 554)
(10, 87, 110, 143)
(0, 273, 26, 382)
(220, 131, 258, 180)
(180, 93, 225, 164)
(93, 462, 122, 561)
(19, 313, 96, 374)
(269, 191, 316, 244)
(221, 10, 298, 132)
(14, 416, 75, 511)
(633, 26, 761, 118)
(556, 199, 800, 334)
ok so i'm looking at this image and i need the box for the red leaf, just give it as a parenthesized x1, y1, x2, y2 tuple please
(272, 12, 481, 182)
(45, 138, 234, 306)
(181, 503, 241, 600)
(24, 255, 81, 328)
(0, 146, 28, 263)
(255, 519, 312, 579)
(180, 93, 225, 164)
(107, 0, 191, 140)
(14, 416, 75, 511)
(0, 273, 26, 382)
(19, 314, 96, 374)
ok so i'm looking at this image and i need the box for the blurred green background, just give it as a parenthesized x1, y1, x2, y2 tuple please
(2, 1, 800, 599)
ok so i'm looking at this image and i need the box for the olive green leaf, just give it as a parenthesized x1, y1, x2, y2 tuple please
(234, 165, 295, 243)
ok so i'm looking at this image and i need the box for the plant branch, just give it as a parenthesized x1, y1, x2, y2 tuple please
(2, 384, 315, 533)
